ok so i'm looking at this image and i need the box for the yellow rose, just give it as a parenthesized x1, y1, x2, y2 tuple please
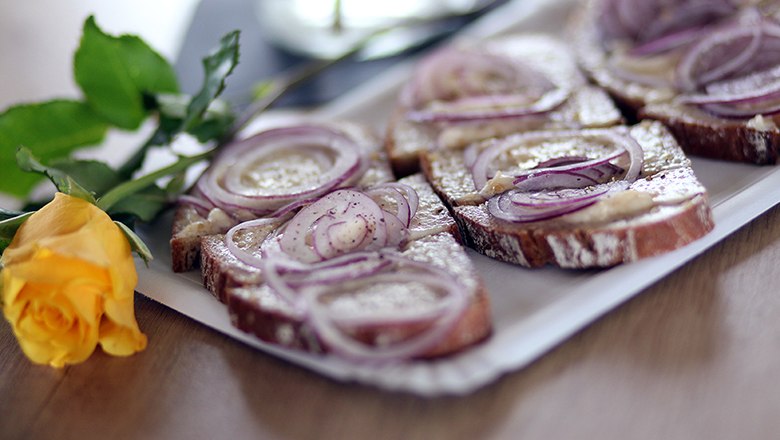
(1, 192, 147, 367)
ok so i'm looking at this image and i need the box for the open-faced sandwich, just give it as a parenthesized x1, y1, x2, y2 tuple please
(572, 0, 780, 164)
(171, 120, 491, 361)
(386, 33, 715, 268)
(385, 34, 624, 176)
(421, 120, 714, 268)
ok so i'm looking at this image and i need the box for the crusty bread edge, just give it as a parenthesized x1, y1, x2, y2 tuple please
(454, 194, 714, 269)
(227, 265, 493, 359)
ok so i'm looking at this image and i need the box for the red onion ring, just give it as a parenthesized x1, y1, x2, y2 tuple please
(487, 180, 634, 224)
(225, 216, 291, 268)
(279, 190, 389, 263)
(257, 250, 470, 361)
(675, 15, 780, 117)
(402, 45, 570, 123)
(629, 26, 711, 57)
(473, 129, 643, 223)
(364, 183, 419, 227)
(177, 194, 214, 216)
(302, 253, 469, 362)
(196, 125, 367, 214)
(677, 13, 769, 91)
(471, 129, 640, 191)
(600, 0, 736, 44)
(261, 251, 393, 314)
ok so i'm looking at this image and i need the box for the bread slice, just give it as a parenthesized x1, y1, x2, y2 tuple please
(170, 120, 395, 272)
(227, 231, 491, 358)
(570, 0, 780, 164)
(200, 173, 461, 302)
(385, 34, 623, 177)
(421, 120, 714, 268)
(198, 174, 490, 359)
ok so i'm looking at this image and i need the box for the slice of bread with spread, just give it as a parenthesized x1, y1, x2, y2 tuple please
(571, 0, 780, 164)
(385, 34, 623, 176)
(170, 120, 394, 273)
(421, 120, 714, 268)
(172, 120, 491, 360)
(204, 174, 491, 360)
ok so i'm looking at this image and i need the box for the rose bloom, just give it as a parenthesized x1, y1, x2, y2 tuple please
(1, 192, 147, 367)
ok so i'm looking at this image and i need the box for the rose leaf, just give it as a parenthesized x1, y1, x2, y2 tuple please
(74, 16, 179, 130)
(0, 100, 108, 198)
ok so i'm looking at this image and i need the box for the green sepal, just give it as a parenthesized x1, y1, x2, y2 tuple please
(47, 158, 122, 196)
(114, 221, 153, 265)
(16, 147, 96, 204)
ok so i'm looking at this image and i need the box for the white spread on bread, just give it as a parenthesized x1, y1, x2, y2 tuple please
(177, 208, 236, 238)
(562, 190, 654, 224)
(747, 115, 778, 132)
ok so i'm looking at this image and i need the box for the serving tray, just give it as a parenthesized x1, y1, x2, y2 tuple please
(136, 0, 780, 396)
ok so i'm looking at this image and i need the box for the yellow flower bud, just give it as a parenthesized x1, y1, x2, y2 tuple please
(1, 193, 147, 367)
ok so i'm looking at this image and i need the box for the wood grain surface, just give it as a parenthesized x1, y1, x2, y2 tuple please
(3, 203, 780, 440)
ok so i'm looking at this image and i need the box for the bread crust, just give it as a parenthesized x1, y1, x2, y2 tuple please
(455, 194, 713, 268)
(640, 105, 780, 165)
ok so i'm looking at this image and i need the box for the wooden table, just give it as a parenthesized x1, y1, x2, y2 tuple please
(3, 2, 780, 439)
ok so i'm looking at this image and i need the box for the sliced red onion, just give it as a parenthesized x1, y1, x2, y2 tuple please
(304, 254, 469, 362)
(600, 0, 736, 44)
(257, 250, 470, 362)
(225, 216, 291, 268)
(407, 88, 570, 123)
(196, 125, 367, 214)
(675, 16, 780, 117)
(677, 16, 780, 91)
(273, 252, 393, 290)
(629, 26, 711, 57)
(487, 181, 631, 224)
(261, 251, 392, 313)
(475, 129, 643, 224)
(279, 188, 415, 264)
(471, 129, 640, 192)
(402, 45, 570, 123)
(641, 0, 736, 41)
(177, 194, 214, 216)
(700, 100, 780, 118)
(364, 183, 419, 227)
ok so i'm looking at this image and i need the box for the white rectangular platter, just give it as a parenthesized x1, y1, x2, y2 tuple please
(136, 0, 780, 396)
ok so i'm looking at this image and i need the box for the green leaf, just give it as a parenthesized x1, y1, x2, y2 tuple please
(183, 30, 240, 132)
(109, 185, 168, 223)
(48, 158, 122, 196)
(74, 16, 179, 130)
(0, 100, 108, 198)
(0, 211, 33, 255)
(114, 221, 153, 265)
(117, 26, 239, 179)
(156, 93, 235, 143)
(16, 148, 96, 204)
